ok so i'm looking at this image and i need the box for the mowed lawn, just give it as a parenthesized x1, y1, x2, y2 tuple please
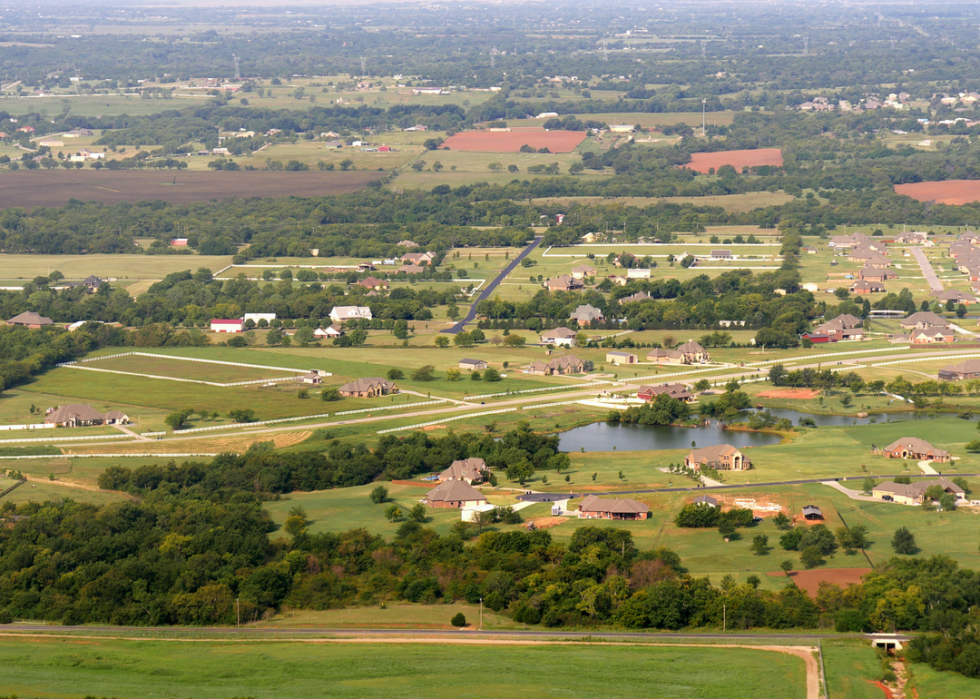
(0, 253, 234, 281)
(0, 638, 807, 699)
(82, 353, 303, 383)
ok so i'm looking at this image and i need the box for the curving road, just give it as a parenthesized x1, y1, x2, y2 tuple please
(442, 236, 543, 334)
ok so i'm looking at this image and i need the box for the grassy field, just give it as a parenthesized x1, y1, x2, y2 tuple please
(0, 637, 807, 699)
(823, 639, 890, 699)
(911, 662, 980, 698)
(82, 353, 304, 383)
(0, 253, 234, 280)
(255, 603, 517, 629)
(0, 481, 128, 506)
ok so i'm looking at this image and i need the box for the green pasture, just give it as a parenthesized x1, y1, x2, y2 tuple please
(1, 456, 180, 488)
(84, 353, 302, 383)
(255, 602, 518, 629)
(0, 94, 209, 118)
(0, 481, 127, 506)
(0, 638, 806, 699)
(0, 254, 233, 280)
(823, 639, 891, 699)
(911, 661, 980, 698)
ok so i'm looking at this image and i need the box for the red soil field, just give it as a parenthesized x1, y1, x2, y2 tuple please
(768, 567, 871, 598)
(894, 180, 980, 205)
(0, 170, 381, 208)
(686, 148, 783, 174)
(441, 129, 587, 153)
(758, 389, 822, 399)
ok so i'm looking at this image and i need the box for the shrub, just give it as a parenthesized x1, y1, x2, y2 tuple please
(451, 612, 467, 627)
(370, 485, 389, 504)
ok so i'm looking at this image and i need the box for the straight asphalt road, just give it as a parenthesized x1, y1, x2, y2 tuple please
(910, 246, 943, 292)
(443, 236, 544, 334)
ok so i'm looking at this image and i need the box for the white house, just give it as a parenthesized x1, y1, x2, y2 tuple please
(329, 306, 373, 323)
(210, 319, 243, 333)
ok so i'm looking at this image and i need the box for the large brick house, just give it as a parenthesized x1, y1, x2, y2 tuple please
(7, 311, 53, 329)
(577, 495, 649, 520)
(438, 458, 488, 484)
(685, 444, 752, 471)
(540, 327, 577, 346)
(338, 377, 398, 397)
(423, 480, 488, 509)
(899, 311, 949, 330)
(637, 384, 695, 403)
(939, 359, 980, 381)
(872, 478, 965, 506)
(873, 437, 951, 463)
(525, 354, 585, 376)
(676, 340, 710, 363)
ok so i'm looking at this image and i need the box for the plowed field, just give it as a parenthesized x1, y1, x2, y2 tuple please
(687, 148, 783, 174)
(0, 171, 382, 208)
(895, 180, 980, 205)
(442, 129, 587, 153)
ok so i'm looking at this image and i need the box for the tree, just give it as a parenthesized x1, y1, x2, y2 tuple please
(408, 503, 428, 523)
(694, 379, 711, 392)
(483, 367, 502, 382)
(504, 334, 526, 347)
(164, 408, 195, 431)
(862, 477, 876, 493)
(370, 485, 389, 504)
(773, 512, 791, 530)
(446, 368, 461, 381)
(801, 546, 824, 569)
(751, 534, 770, 555)
(227, 409, 256, 423)
(892, 527, 917, 554)
(321, 387, 342, 401)
(384, 505, 402, 522)
(339, 158, 354, 171)
(435, 336, 450, 348)
(451, 612, 467, 627)
(387, 368, 404, 381)
(266, 328, 283, 346)
(411, 365, 436, 381)
(780, 560, 794, 577)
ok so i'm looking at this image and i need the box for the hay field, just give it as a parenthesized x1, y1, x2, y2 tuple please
(0, 254, 233, 281)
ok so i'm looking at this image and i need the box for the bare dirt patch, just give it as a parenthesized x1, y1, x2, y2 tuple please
(442, 129, 587, 153)
(758, 388, 822, 399)
(0, 171, 382, 208)
(687, 148, 783, 174)
(713, 494, 787, 518)
(767, 567, 872, 598)
(527, 516, 568, 530)
(894, 180, 980, 205)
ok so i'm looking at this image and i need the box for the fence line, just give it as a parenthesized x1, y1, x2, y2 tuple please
(59, 364, 295, 388)
(0, 433, 130, 445)
(334, 400, 447, 416)
(0, 453, 221, 460)
(869, 352, 980, 368)
(141, 431, 166, 437)
(0, 423, 55, 432)
(64, 351, 317, 374)
(467, 383, 607, 401)
(377, 407, 518, 434)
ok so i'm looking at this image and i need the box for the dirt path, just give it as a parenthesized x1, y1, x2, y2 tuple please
(0, 632, 819, 698)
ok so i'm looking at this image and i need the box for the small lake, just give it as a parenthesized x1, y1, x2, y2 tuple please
(558, 409, 947, 453)
(559, 421, 782, 453)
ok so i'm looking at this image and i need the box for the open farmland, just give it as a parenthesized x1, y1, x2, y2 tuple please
(441, 129, 587, 153)
(894, 180, 980, 205)
(686, 148, 784, 174)
(77, 353, 307, 384)
(0, 170, 382, 208)
(0, 253, 234, 281)
(0, 637, 807, 699)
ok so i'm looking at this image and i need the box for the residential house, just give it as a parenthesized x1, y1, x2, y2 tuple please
(329, 306, 373, 323)
(873, 437, 951, 463)
(684, 444, 752, 471)
(294, 372, 323, 385)
(314, 324, 344, 339)
(540, 327, 577, 347)
(569, 304, 604, 326)
(619, 291, 652, 304)
(525, 355, 585, 376)
(911, 327, 955, 345)
(606, 275, 630, 286)
(45, 404, 107, 428)
(210, 319, 243, 333)
(103, 410, 130, 425)
(458, 359, 488, 371)
(813, 314, 865, 341)
(646, 348, 686, 365)
(547, 275, 584, 292)
(606, 350, 637, 365)
(397, 264, 425, 275)
(81, 276, 103, 292)
(859, 267, 896, 282)
(638, 384, 695, 403)
(356, 276, 388, 290)
(577, 495, 649, 520)
(7, 311, 53, 329)
(400, 251, 435, 265)
(710, 249, 732, 260)
(850, 280, 885, 294)
(932, 289, 978, 305)
(627, 268, 651, 279)
(900, 312, 950, 330)
(438, 458, 487, 484)
(893, 231, 930, 245)
(570, 264, 597, 279)
(677, 340, 710, 363)
(424, 480, 488, 509)
(871, 479, 964, 506)
(338, 377, 398, 398)
(939, 359, 980, 381)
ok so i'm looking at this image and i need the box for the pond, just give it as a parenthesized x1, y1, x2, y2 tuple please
(558, 421, 782, 453)
(558, 409, 949, 453)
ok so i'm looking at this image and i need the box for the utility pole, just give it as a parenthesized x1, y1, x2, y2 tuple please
(480, 598, 484, 630)
(236, 597, 240, 627)
(702, 98, 706, 137)
(723, 603, 726, 633)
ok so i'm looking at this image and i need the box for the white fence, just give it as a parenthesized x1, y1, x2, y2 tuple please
(0, 453, 222, 460)
(59, 364, 298, 388)
(0, 433, 130, 445)
(66, 351, 315, 374)
(0, 423, 55, 432)
(334, 400, 447, 416)
(467, 383, 607, 401)
(869, 352, 980, 368)
(376, 399, 587, 434)
(141, 431, 166, 438)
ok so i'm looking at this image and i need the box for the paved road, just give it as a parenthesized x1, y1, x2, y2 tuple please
(911, 246, 943, 292)
(442, 236, 543, 334)
(516, 473, 980, 502)
(1, 623, 909, 642)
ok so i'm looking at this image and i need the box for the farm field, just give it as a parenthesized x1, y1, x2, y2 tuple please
(686, 148, 784, 174)
(441, 129, 587, 153)
(895, 180, 980, 206)
(0, 170, 382, 208)
(78, 353, 306, 384)
(0, 253, 234, 281)
(0, 637, 807, 699)
(0, 387, 171, 430)
(255, 603, 518, 629)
